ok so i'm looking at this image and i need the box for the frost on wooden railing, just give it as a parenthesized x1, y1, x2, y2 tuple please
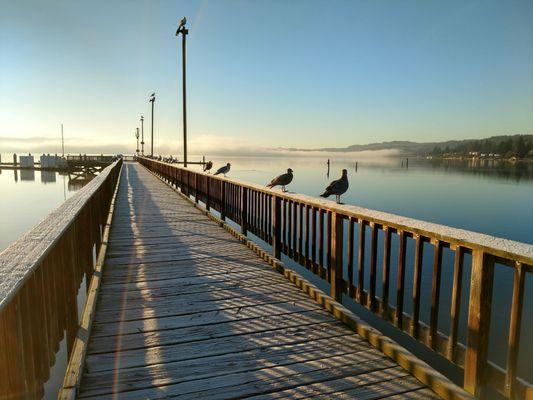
(139, 157, 533, 400)
(0, 159, 122, 399)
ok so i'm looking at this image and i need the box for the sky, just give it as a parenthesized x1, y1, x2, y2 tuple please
(1, 0, 532, 156)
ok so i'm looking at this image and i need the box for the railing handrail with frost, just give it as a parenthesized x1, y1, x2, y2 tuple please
(139, 157, 533, 400)
(0, 159, 122, 399)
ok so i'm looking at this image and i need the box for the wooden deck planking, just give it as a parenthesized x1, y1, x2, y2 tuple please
(77, 163, 437, 399)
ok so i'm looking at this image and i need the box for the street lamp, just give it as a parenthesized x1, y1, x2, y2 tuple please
(176, 17, 188, 167)
(149, 93, 155, 157)
(135, 128, 140, 155)
(140, 116, 145, 155)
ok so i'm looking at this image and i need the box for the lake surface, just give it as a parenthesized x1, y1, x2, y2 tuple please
(191, 155, 533, 243)
(0, 167, 91, 252)
(1, 155, 532, 398)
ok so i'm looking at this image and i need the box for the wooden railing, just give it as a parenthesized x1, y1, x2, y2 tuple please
(139, 157, 533, 400)
(0, 159, 122, 399)
(65, 155, 117, 163)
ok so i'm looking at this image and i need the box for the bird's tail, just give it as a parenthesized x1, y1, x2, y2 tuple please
(320, 190, 330, 198)
(266, 183, 273, 188)
(213, 172, 220, 176)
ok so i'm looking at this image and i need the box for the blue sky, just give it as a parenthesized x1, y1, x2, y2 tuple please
(1, 0, 532, 155)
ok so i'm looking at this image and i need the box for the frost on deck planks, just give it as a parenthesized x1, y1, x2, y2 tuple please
(77, 163, 439, 399)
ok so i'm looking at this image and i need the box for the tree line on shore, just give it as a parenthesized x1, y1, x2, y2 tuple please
(429, 134, 532, 159)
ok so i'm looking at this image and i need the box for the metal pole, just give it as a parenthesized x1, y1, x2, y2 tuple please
(61, 123, 65, 157)
(140, 116, 144, 155)
(136, 128, 140, 155)
(182, 29, 188, 167)
(151, 99, 154, 156)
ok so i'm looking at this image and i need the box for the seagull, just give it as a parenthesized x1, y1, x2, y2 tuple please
(214, 163, 231, 177)
(175, 17, 187, 35)
(266, 168, 293, 192)
(203, 161, 213, 173)
(320, 169, 349, 204)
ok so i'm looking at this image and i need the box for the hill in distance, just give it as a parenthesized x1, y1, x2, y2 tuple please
(280, 134, 533, 157)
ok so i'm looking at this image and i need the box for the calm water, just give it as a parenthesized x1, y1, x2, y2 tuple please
(0, 167, 91, 252)
(191, 156, 533, 243)
(1, 156, 532, 397)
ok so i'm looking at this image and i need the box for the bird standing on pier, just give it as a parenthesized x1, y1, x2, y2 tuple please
(266, 168, 293, 192)
(320, 169, 349, 204)
(203, 161, 213, 173)
(214, 163, 231, 177)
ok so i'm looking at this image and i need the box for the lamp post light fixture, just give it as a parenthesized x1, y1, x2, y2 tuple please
(140, 116, 145, 155)
(149, 93, 155, 157)
(175, 17, 188, 167)
(135, 128, 140, 155)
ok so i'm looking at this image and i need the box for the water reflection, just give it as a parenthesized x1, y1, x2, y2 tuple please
(0, 168, 96, 252)
(188, 156, 532, 244)
(41, 170, 56, 183)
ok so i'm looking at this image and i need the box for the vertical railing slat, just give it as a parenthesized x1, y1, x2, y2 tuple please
(357, 220, 366, 304)
(448, 246, 464, 361)
(505, 262, 525, 399)
(411, 235, 424, 338)
(464, 250, 495, 398)
(429, 240, 443, 349)
(347, 217, 355, 298)
(395, 231, 407, 329)
(330, 212, 344, 301)
(368, 223, 378, 311)
(381, 227, 392, 319)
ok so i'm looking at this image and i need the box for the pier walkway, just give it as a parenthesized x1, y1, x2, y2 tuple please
(77, 163, 441, 399)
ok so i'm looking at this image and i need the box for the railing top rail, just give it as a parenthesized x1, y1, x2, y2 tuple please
(0, 160, 121, 312)
(142, 157, 533, 265)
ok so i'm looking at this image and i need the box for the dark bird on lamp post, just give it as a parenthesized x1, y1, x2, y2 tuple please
(175, 17, 187, 35)
(214, 163, 231, 177)
(266, 168, 293, 192)
(320, 169, 349, 204)
(203, 160, 213, 173)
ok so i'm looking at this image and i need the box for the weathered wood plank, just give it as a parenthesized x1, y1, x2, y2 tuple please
(88, 310, 339, 354)
(80, 338, 375, 397)
(80, 351, 394, 400)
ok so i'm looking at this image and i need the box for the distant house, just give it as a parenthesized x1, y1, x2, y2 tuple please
(19, 154, 35, 168)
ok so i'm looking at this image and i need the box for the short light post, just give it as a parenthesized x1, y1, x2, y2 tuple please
(135, 128, 140, 156)
(140, 116, 145, 155)
(175, 17, 188, 167)
(149, 93, 155, 157)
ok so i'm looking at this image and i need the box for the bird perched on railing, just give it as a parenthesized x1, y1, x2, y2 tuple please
(204, 161, 213, 173)
(214, 163, 231, 177)
(321, 169, 349, 204)
(266, 168, 293, 192)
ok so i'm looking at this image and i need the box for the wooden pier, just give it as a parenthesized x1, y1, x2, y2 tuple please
(1, 158, 532, 399)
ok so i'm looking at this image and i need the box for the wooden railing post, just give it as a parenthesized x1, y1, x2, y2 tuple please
(330, 212, 344, 301)
(272, 195, 281, 259)
(464, 250, 495, 398)
(206, 176, 211, 210)
(241, 187, 248, 235)
(194, 173, 199, 203)
(220, 180, 226, 221)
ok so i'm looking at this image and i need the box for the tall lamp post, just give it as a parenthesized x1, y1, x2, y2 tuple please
(140, 116, 145, 155)
(175, 17, 188, 167)
(135, 128, 140, 156)
(149, 93, 155, 157)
